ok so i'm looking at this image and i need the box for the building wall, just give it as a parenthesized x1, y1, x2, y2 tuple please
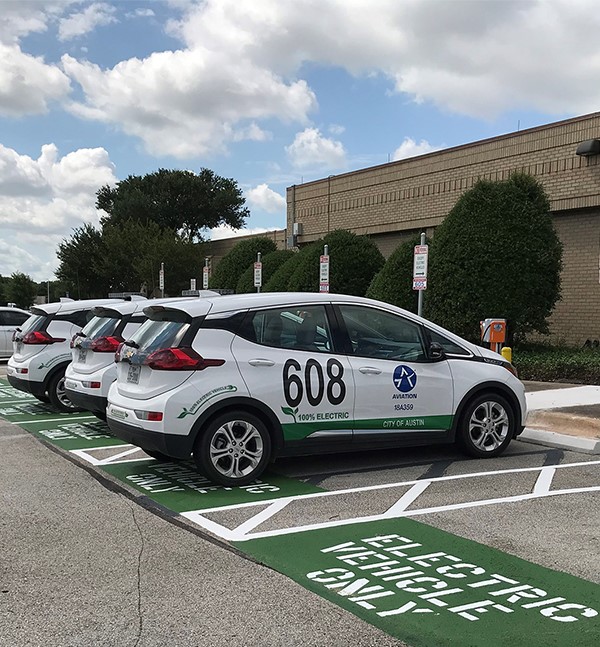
(285, 113, 600, 346)
(206, 229, 286, 272)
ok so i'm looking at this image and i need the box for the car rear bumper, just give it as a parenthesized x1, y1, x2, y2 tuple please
(106, 418, 193, 459)
(65, 388, 107, 415)
(7, 374, 46, 398)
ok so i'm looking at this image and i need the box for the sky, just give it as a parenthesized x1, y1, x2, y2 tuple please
(1, 0, 599, 282)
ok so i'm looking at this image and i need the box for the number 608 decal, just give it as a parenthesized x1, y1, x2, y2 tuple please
(283, 358, 346, 408)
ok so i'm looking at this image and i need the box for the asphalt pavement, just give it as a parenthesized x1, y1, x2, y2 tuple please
(1, 365, 598, 647)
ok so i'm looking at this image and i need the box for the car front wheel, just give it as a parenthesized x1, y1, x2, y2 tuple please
(457, 393, 514, 458)
(194, 411, 272, 487)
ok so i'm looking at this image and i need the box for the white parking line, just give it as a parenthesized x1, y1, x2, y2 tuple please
(181, 460, 600, 542)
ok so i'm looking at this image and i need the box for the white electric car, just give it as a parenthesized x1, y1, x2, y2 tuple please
(7, 298, 129, 411)
(0, 306, 30, 358)
(106, 292, 527, 486)
(65, 293, 219, 420)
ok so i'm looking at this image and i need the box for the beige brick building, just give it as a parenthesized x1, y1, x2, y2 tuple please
(283, 112, 600, 346)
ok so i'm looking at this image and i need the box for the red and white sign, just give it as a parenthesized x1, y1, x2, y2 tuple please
(319, 254, 330, 292)
(202, 266, 209, 289)
(254, 261, 263, 288)
(413, 244, 428, 291)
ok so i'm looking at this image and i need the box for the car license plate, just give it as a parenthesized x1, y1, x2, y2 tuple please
(78, 349, 87, 363)
(127, 364, 141, 384)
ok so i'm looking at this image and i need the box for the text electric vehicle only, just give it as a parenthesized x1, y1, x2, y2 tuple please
(7, 298, 131, 412)
(106, 293, 527, 487)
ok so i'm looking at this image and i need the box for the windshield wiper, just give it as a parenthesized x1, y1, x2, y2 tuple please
(123, 340, 139, 349)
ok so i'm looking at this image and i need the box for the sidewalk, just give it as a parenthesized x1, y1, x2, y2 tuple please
(523, 381, 600, 454)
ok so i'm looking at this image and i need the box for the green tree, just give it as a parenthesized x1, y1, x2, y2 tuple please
(0, 275, 7, 304)
(367, 234, 429, 312)
(287, 229, 384, 296)
(209, 237, 277, 291)
(426, 173, 562, 342)
(236, 249, 295, 293)
(55, 224, 109, 298)
(6, 272, 36, 308)
(100, 220, 204, 296)
(97, 168, 249, 242)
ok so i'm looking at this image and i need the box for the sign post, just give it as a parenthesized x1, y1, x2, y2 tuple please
(203, 258, 209, 290)
(412, 233, 428, 317)
(319, 245, 330, 293)
(254, 252, 263, 293)
(190, 278, 196, 291)
(159, 262, 165, 298)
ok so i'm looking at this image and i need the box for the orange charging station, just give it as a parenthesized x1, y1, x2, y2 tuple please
(480, 318, 507, 354)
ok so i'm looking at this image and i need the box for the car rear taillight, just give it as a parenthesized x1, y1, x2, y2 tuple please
(22, 331, 65, 345)
(144, 347, 225, 371)
(134, 410, 163, 421)
(91, 336, 123, 353)
(82, 381, 102, 389)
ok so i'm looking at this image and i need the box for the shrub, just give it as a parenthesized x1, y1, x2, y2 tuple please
(366, 234, 428, 311)
(513, 343, 600, 384)
(287, 229, 384, 296)
(209, 236, 277, 291)
(426, 173, 562, 343)
(263, 252, 304, 292)
(236, 249, 295, 293)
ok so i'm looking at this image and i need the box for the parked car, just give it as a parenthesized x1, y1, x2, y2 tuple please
(7, 298, 133, 411)
(65, 293, 219, 420)
(106, 292, 526, 486)
(0, 306, 30, 359)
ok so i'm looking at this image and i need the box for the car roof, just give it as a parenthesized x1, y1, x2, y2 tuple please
(0, 306, 30, 314)
(91, 295, 214, 318)
(144, 291, 480, 353)
(31, 298, 127, 316)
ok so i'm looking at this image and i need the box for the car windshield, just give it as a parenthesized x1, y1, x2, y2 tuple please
(128, 318, 189, 353)
(81, 316, 120, 340)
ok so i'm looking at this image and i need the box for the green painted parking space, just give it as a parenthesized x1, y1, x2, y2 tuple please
(236, 518, 599, 647)
(24, 418, 126, 451)
(102, 460, 323, 513)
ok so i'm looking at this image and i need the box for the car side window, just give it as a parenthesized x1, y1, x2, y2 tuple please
(428, 329, 471, 356)
(247, 306, 332, 353)
(339, 305, 426, 361)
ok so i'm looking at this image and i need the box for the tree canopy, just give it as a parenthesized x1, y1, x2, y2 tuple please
(97, 168, 249, 242)
(426, 173, 562, 342)
(5, 272, 36, 309)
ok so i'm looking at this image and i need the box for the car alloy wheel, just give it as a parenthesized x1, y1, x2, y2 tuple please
(458, 393, 514, 458)
(195, 411, 271, 486)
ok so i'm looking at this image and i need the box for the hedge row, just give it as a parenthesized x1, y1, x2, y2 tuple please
(513, 345, 600, 384)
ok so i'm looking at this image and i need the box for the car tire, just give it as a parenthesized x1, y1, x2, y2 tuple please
(47, 370, 82, 413)
(33, 394, 51, 404)
(457, 392, 515, 458)
(194, 411, 272, 487)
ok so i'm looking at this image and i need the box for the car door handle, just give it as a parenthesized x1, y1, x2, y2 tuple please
(359, 366, 382, 375)
(248, 358, 275, 367)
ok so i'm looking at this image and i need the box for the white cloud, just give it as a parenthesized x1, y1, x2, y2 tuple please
(245, 184, 286, 214)
(328, 124, 345, 136)
(0, 1, 77, 44)
(210, 225, 282, 240)
(0, 144, 117, 281)
(58, 2, 117, 41)
(0, 43, 71, 117)
(62, 50, 316, 158)
(392, 137, 440, 161)
(286, 128, 346, 170)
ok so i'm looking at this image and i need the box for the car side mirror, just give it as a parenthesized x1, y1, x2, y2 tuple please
(429, 341, 446, 361)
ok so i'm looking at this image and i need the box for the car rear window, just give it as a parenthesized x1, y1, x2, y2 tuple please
(17, 314, 48, 335)
(81, 316, 120, 340)
(128, 319, 190, 353)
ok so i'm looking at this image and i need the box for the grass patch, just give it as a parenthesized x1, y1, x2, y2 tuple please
(512, 343, 600, 384)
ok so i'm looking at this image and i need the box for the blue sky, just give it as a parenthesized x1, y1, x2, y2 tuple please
(0, 0, 596, 281)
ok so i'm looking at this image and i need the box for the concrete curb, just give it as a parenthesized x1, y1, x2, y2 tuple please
(520, 427, 600, 454)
